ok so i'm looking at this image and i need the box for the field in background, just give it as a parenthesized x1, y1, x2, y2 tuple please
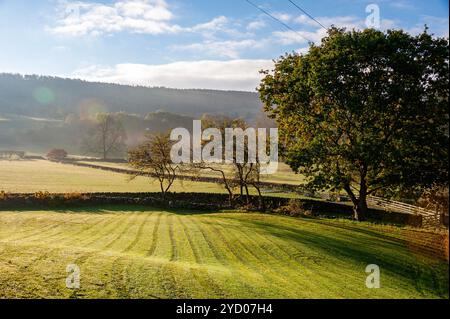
(0, 160, 225, 194)
(0, 207, 447, 299)
(77, 161, 304, 186)
(0, 159, 307, 199)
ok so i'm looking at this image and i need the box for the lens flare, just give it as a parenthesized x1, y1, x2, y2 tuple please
(33, 87, 55, 105)
(78, 98, 108, 120)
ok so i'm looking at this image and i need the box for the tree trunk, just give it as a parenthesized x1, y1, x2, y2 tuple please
(245, 185, 250, 204)
(227, 191, 233, 207)
(159, 181, 166, 200)
(344, 183, 368, 221)
(355, 170, 368, 221)
(353, 198, 368, 221)
(253, 183, 265, 211)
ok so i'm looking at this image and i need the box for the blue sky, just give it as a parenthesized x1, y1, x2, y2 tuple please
(0, 0, 448, 91)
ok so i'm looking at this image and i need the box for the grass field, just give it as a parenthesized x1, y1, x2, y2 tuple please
(0, 207, 447, 299)
(78, 161, 304, 185)
(0, 160, 225, 193)
(0, 159, 306, 199)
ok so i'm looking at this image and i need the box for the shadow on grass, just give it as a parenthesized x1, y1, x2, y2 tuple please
(231, 217, 449, 298)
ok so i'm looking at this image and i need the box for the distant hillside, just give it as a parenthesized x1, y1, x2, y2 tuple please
(0, 111, 195, 155)
(0, 73, 263, 120)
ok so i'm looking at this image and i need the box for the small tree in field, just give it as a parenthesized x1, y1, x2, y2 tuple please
(259, 28, 449, 221)
(46, 149, 68, 161)
(82, 113, 127, 160)
(128, 133, 178, 199)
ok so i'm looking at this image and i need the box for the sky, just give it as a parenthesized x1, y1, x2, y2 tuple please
(0, 0, 448, 91)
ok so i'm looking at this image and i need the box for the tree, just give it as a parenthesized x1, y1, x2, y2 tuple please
(195, 114, 265, 207)
(82, 113, 126, 160)
(189, 162, 236, 205)
(259, 28, 449, 221)
(128, 133, 178, 199)
(417, 186, 449, 226)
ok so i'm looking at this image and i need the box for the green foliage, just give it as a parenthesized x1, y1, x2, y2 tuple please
(274, 199, 313, 217)
(259, 27, 449, 220)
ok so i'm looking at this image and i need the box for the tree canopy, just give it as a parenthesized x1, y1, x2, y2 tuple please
(259, 27, 449, 220)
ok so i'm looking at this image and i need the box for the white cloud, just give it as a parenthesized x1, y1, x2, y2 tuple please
(186, 16, 244, 40)
(406, 15, 449, 37)
(48, 0, 248, 41)
(51, 45, 70, 52)
(273, 29, 327, 45)
(247, 20, 266, 31)
(275, 15, 358, 46)
(189, 16, 229, 33)
(294, 15, 363, 29)
(70, 59, 274, 91)
(48, 0, 182, 36)
(272, 12, 292, 23)
(172, 39, 267, 59)
(276, 15, 399, 46)
(389, 1, 415, 10)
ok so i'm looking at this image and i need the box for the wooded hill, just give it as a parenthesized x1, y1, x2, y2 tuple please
(0, 73, 262, 120)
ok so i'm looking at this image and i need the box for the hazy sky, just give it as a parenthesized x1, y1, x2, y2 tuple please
(0, 0, 448, 91)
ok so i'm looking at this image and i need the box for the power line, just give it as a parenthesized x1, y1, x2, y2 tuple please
(287, 0, 327, 30)
(245, 0, 313, 43)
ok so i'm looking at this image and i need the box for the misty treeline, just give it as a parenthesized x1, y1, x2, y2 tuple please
(0, 110, 190, 155)
(0, 108, 275, 157)
(0, 73, 261, 120)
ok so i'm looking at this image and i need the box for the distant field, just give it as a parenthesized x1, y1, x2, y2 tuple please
(0, 159, 304, 198)
(0, 160, 225, 193)
(0, 207, 447, 299)
(78, 161, 304, 186)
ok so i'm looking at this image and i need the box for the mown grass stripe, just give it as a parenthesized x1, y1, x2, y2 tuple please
(146, 213, 163, 257)
(190, 218, 230, 267)
(176, 216, 201, 264)
(167, 214, 177, 262)
(123, 212, 154, 253)
(103, 213, 141, 250)
(213, 222, 300, 297)
(76, 213, 130, 248)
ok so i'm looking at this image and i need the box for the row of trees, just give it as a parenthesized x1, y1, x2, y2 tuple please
(127, 114, 266, 207)
(71, 110, 266, 207)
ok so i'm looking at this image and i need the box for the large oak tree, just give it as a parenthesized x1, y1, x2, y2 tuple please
(259, 28, 449, 221)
